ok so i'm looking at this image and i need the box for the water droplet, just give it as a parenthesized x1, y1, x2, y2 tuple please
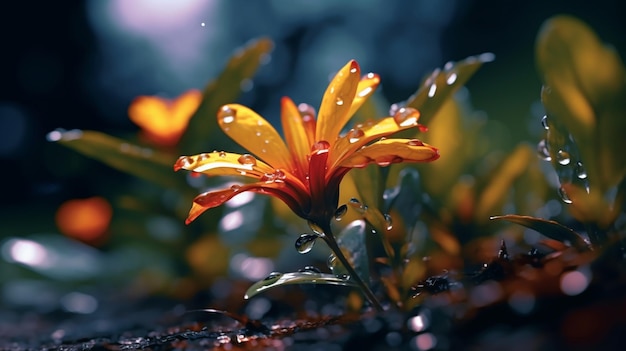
(264, 272, 282, 280)
(295, 233, 319, 254)
(336, 98, 344, 106)
(384, 213, 393, 230)
(334, 204, 348, 221)
(350, 67, 358, 74)
(348, 128, 364, 143)
(218, 151, 227, 158)
(201, 22, 206, 27)
(348, 197, 367, 214)
(388, 102, 405, 116)
(219, 106, 236, 124)
(557, 150, 571, 165)
(393, 107, 421, 127)
(337, 274, 351, 280)
(299, 265, 321, 273)
(537, 139, 551, 161)
(427, 84, 437, 98)
(230, 184, 241, 191)
(541, 115, 549, 130)
(558, 186, 573, 204)
(445, 72, 457, 85)
(175, 156, 194, 169)
(407, 139, 424, 146)
(198, 153, 210, 161)
(308, 221, 325, 236)
(575, 162, 587, 179)
(237, 154, 257, 166)
(312, 140, 330, 152)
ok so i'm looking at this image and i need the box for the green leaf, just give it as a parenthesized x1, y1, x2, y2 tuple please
(244, 272, 358, 299)
(404, 52, 494, 125)
(333, 220, 370, 281)
(490, 214, 591, 251)
(179, 37, 275, 154)
(48, 129, 182, 190)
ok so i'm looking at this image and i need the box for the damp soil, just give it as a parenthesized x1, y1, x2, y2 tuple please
(2, 245, 626, 351)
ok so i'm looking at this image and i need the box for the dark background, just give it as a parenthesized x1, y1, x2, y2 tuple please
(0, 0, 624, 231)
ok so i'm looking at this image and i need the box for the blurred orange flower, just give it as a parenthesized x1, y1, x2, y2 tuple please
(55, 196, 113, 245)
(175, 60, 439, 226)
(128, 89, 202, 147)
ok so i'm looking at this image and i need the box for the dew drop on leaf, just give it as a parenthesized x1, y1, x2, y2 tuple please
(445, 72, 458, 85)
(299, 266, 321, 273)
(557, 150, 571, 165)
(264, 272, 282, 281)
(295, 233, 319, 254)
(558, 186, 573, 204)
(384, 213, 393, 231)
(575, 162, 587, 179)
(536, 139, 551, 161)
(334, 204, 348, 221)
(427, 84, 437, 98)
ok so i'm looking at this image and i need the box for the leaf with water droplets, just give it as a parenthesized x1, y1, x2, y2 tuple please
(490, 214, 590, 251)
(537, 15, 626, 194)
(331, 220, 370, 281)
(399, 52, 494, 127)
(244, 272, 359, 299)
(179, 37, 274, 154)
(48, 129, 183, 191)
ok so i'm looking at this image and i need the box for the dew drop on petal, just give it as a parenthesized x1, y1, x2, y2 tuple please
(295, 233, 319, 254)
(558, 186, 573, 204)
(198, 153, 210, 161)
(218, 151, 227, 158)
(427, 84, 437, 98)
(348, 128, 365, 144)
(575, 162, 587, 179)
(230, 184, 241, 191)
(334, 204, 348, 221)
(237, 154, 257, 166)
(407, 139, 424, 146)
(350, 67, 358, 74)
(541, 115, 549, 130)
(336, 98, 344, 106)
(393, 107, 421, 127)
(536, 139, 551, 161)
(219, 106, 236, 124)
(312, 140, 330, 152)
(557, 150, 571, 165)
(175, 156, 194, 169)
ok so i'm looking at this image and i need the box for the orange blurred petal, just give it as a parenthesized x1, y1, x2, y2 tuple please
(128, 89, 201, 146)
(55, 197, 113, 244)
(217, 104, 294, 172)
(316, 60, 361, 144)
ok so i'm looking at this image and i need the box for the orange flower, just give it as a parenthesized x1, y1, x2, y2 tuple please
(174, 60, 439, 226)
(55, 196, 113, 245)
(128, 89, 202, 147)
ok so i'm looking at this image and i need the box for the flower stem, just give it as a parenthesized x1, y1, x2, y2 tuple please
(318, 222, 384, 312)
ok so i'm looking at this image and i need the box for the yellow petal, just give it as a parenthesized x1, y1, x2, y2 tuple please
(280, 97, 312, 178)
(218, 104, 294, 172)
(316, 60, 361, 144)
(338, 139, 439, 168)
(347, 73, 380, 118)
(330, 113, 426, 169)
(174, 151, 275, 180)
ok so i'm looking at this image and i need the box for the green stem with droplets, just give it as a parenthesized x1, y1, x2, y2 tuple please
(316, 221, 384, 312)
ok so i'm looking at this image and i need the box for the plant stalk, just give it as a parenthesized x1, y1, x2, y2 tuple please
(319, 222, 384, 312)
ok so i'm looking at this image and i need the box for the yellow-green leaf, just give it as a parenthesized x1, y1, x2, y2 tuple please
(179, 37, 274, 154)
